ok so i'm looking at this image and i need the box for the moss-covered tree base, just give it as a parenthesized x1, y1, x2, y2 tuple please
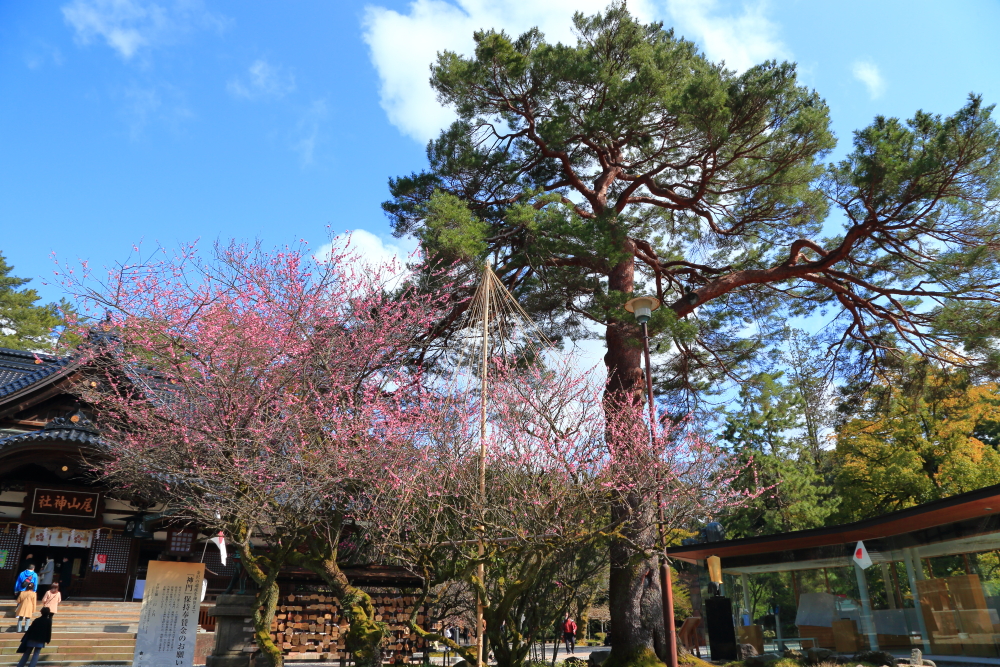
(601, 647, 667, 667)
(677, 654, 714, 667)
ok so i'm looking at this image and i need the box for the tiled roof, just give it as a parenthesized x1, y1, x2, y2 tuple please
(0, 410, 102, 449)
(0, 426, 102, 448)
(0, 347, 73, 399)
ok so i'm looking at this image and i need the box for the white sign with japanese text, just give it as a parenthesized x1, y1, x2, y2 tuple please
(133, 561, 205, 667)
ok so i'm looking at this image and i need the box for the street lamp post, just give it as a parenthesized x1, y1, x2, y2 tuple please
(624, 296, 677, 667)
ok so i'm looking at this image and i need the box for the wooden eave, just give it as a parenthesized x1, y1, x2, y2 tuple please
(0, 362, 86, 422)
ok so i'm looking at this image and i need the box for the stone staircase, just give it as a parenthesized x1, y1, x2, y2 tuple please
(0, 600, 140, 665)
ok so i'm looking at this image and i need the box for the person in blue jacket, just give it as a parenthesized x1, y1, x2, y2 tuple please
(14, 564, 38, 596)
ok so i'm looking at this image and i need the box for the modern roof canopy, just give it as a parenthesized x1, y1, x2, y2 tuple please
(668, 483, 1000, 574)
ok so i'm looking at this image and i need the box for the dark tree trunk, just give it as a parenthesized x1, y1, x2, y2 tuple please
(603, 253, 667, 667)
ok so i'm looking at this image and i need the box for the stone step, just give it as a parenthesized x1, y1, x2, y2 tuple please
(0, 604, 141, 609)
(0, 628, 139, 633)
(10, 611, 139, 624)
(0, 602, 142, 616)
(2, 621, 137, 625)
(0, 634, 135, 640)
(0, 641, 135, 649)
(0, 632, 138, 665)
(0, 647, 135, 656)
(0, 648, 136, 657)
(0, 632, 136, 646)
(0, 611, 141, 620)
(0, 664, 131, 666)
(0, 603, 141, 614)
(0, 664, 130, 666)
(0, 596, 142, 609)
(2, 620, 139, 625)
(0, 625, 139, 637)
(0, 655, 134, 664)
(0, 603, 142, 616)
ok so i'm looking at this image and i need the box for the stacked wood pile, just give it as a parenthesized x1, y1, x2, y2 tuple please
(272, 593, 428, 664)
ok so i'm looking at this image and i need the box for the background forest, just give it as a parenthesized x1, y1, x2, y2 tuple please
(710, 327, 1000, 641)
(717, 330, 1000, 537)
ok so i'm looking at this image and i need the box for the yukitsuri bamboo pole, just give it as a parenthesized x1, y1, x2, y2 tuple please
(477, 261, 491, 667)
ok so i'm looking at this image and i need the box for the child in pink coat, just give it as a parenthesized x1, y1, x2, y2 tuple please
(40, 583, 61, 615)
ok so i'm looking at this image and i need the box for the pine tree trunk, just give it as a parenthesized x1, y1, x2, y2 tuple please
(604, 254, 667, 667)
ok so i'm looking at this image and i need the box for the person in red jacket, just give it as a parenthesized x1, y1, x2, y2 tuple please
(562, 614, 578, 654)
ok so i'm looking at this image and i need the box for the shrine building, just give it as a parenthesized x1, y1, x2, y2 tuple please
(0, 346, 236, 599)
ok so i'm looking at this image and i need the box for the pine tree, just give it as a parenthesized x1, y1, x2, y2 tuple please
(0, 252, 66, 351)
(718, 370, 839, 538)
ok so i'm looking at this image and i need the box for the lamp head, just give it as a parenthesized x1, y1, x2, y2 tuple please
(624, 296, 661, 324)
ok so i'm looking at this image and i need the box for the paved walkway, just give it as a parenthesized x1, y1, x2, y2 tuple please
(428, 642, 607, 665)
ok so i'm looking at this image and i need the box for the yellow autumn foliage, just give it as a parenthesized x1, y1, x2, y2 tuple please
(834, 363, 1000, 521)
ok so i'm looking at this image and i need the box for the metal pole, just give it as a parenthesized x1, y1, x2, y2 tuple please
(642, 321, 677, 667)
(854, 562, 879, 651)
(774, 607, 783, 652)
(903, 548, 931, 653)
(641, 321, 657, 432)
(741, 573, 752, 624)
(880, 563, 897, 609)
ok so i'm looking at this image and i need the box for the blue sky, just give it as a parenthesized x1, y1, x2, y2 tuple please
(2, 0, 999, 308)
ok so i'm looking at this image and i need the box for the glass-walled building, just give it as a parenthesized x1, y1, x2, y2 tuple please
(667, 485, 1000, 663)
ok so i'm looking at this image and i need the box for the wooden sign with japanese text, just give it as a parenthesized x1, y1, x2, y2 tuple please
(133, 561, 205, 667)
(30, 488, 100, 518)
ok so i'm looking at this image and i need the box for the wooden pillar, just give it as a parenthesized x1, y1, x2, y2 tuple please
(823, 568, 831, 594)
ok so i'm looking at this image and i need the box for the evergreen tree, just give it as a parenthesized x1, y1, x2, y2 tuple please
(0, 252, 66, 351)
(718, 370, 838, 538)
(785, 330, 836, 462)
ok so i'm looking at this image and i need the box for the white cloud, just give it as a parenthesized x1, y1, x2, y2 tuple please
(362, 0, 656, 144)
(292, 100, 328, 167)
(227, 59, 296, 99)
(317, 230, 420, 291)
(120, 83, 193, 139)
(664, 0, 788, 73)
(61, 0, 226, 61)
(24, 44, 64, 70)
(123, 85, 160, 137)
(362, 0, 788, 144)
(852, 60, 885, 99)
